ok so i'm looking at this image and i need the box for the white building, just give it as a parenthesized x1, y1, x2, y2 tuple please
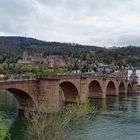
(128, 68, 140, 85)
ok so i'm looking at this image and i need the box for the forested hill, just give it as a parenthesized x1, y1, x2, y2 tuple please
(0, 36, 140, 66)
(0, 36, 99, 62)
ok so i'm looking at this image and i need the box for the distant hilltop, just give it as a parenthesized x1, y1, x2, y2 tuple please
(0, 36, 98, 49)
(0, 36, 140, 67)
(0, 36, 99, 63)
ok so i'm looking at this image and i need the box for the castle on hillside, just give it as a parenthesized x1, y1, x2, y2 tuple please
(18, 52, 68, 68)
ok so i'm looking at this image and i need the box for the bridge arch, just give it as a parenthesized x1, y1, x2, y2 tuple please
(59, 81, 79, 102)
(119, 82, 126, 94)
(88, 80, 102, 98)
(2, 88, 36, 113)
(106, 81, 116, 96)
(127, 83, 133, 93)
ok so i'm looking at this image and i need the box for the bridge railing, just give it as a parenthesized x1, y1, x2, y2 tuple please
(36, 74, 82, 79)
(100, 74, 128, 81)
(36, 73, 130, 82)
(0, 73, 131, 82)
(2, 74, 37, 81)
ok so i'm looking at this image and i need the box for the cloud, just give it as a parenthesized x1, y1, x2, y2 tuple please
(0, 0, 140, 47)
(0, 0, 35, 34)
(114, 34, 140, 46)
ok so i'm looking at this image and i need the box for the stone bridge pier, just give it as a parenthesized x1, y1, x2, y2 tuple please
(37, 78, 61, 113)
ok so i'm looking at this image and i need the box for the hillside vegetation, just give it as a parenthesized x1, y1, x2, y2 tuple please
(0, 36, 140, 66)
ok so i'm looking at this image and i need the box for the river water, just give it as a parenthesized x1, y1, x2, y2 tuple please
(1, 91, 140, 140)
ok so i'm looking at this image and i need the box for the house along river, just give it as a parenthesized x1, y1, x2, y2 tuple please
(1, 91, 140, 140)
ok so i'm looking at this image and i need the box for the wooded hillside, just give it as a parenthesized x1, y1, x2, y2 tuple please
(0, 36, 140, 66)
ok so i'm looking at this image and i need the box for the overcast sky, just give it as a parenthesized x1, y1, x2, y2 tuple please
(1, 0, 140, 47)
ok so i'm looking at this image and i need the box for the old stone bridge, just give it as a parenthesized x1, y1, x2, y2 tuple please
(0, 74, 138, 113)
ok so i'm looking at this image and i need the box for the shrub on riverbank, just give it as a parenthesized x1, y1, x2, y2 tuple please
(25, 100, 96, 140)
(0, 113, 10, 140)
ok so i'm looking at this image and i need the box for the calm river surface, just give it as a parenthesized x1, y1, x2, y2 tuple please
(1, 91, 140, 140)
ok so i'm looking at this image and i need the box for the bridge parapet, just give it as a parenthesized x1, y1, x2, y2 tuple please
(1, 74, 132, 84)
(36, 74, 81, 79)
(35, 74, 128, 80)
(4, 74, 36, 81)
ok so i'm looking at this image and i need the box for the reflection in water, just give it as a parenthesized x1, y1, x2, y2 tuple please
(7, 117, 27, 140)
(1, 91, 140, 140)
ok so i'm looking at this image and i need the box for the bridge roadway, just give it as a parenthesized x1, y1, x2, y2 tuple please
(0, 74, 137, 113)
